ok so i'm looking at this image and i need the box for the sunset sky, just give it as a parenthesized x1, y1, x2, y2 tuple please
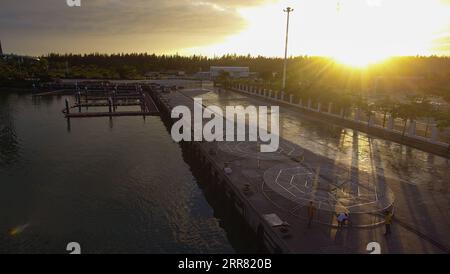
(1, 0, 450, 66)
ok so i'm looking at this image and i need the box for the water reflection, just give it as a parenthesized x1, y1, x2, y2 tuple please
(66, 118, 71, 132)
(0, 94, 20, 166)
(0, 92, 235, 254)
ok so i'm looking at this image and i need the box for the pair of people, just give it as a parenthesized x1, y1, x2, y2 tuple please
(307, 202, 349, 228)
(307, 202, 394, 236)
(336, 212, 349, 228)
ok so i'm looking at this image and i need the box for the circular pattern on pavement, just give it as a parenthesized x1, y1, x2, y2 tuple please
(263, 163, 395, 215)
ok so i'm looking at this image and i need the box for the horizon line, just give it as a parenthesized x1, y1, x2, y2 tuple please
(3, 52, 450, 59)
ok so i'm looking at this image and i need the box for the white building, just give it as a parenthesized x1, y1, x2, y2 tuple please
(210, 66, 250, 79)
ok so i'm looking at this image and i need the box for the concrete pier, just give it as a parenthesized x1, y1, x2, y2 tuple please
(150, 86, 449, 254)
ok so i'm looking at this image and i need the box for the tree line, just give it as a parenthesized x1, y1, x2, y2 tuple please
(1, 52, 449, 151)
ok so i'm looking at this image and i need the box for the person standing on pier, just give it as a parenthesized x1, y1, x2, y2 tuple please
(384, 211, 393, 236)
(307, 201, 316, 228)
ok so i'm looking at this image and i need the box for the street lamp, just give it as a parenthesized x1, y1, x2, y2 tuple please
(282, 7, 294, 91)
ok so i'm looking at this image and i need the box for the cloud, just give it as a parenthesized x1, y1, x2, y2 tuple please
(204, 0, 273, 8)
(432, 32, 450, 54)
(1, 0, 242, 34)
(0, 0, 268, 54)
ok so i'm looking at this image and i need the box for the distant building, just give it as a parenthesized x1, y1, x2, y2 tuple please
(161, 70, 185, 77)
(194, 71, 212, 80)
(145, 70, 186, 79)
(210, 66, 250, 79)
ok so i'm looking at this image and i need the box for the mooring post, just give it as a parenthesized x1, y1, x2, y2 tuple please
(112, 90, 116, 111)
(77, 92, 81, 112)
(66, 117, 71, 132)
(141, 93, 146, 112)
(109, 117, 113, 129)
(65, 99, 70, 115)
(108, 97, 112, 113)
(84, 86, 88, 110)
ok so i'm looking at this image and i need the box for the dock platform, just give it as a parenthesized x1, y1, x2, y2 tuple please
(63, 85, 159, 118)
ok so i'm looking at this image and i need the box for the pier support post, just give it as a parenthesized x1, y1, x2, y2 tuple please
(112, 90, 116, 111)
(141, 94, 146, 112)
(281, 91, 285, 101)
(368, 116, 374, 127)
(308, 99, 312, 109)
(408, 120, 416, 136)
(65, 99, 70, 114)
(328, 103, 333, 114)
(84, 87, 89, 110)
(317, 102, 322, 112)
(289, 94, 293, 104)
(387, 116, 394, 130)
(355, 109, 361, 122)
(431, 126, 439, 142)
(108, 97, 112, 113)
(77, 92, 81, 112)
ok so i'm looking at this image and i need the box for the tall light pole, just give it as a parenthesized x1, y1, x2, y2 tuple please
(282, 7, 293, 91)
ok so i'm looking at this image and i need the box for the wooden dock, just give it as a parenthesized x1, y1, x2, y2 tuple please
(65, 111, 158, 118)
(63, 85, 159, 118)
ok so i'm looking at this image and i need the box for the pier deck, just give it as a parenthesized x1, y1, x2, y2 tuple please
(65, 111, 158, 118)
(154, 87, 449, 254)
(64, 89, 159, 118)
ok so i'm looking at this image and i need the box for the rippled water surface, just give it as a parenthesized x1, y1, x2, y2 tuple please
(0, 93, 235, 253)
